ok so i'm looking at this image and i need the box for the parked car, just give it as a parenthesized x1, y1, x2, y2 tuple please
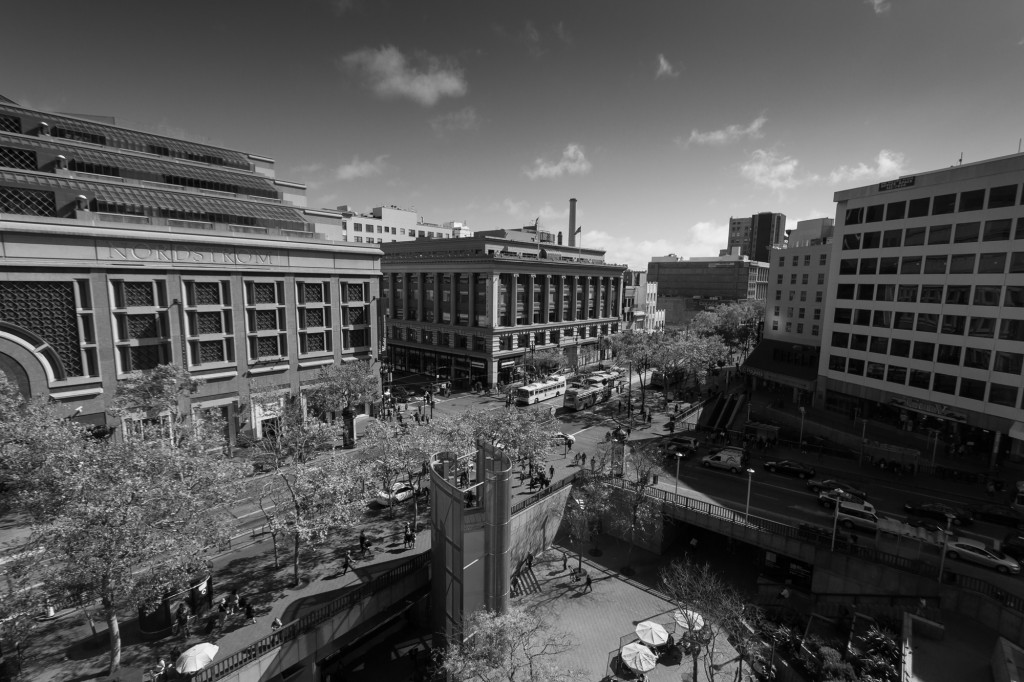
(764, 460, 816, 479)
(835, 500, 880, 531)
(945, 539, 1020, 575)
(662, 435, 699, 458)
(972, 504, 1024, 530)
(903, 501, 974, 526)
(701, 448, 748, 474)
(806, 478, 868, 501)
(389, 386, 410, 403)
(377, 482, 417, 505)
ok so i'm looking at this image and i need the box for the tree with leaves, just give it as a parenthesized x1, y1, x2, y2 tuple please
(361, 419, 433, 520)
(108, 364, 208, 448)
(690, 300, 765, 361)
(652, 330, 729, 404)
(247, 384, 342, 471)
(609, 440, 662, 574)
(660, 557, 755, 682)
(304, 360, 381, 421)
(439, 606, 586, 682)
(562, 464, 613, 568)
(522, 348, 568, 383)
(611, 330, 672, 415)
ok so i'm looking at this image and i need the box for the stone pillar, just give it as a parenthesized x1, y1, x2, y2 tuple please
(433, 271, 441, 324)
(488, 273, 499, 328)
(527, 275, 535, 325)
(569, 275, 578, 321)
(467, 273, 476, 327)
(540, 275, 550, 324)
(449, 272, 458, 325)
(417, 272, 426, 322)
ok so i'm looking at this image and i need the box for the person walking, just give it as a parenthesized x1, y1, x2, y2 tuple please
(562, 551, 568, 571)
(583, 574, 593, 593)
(549, 465, 555, 482)
(226, 589, 239, 616)
(359, 530, 369, 557)
(581, 453, 586, 468)
(525, 551, 534, 571)
(245, 600, 256, 624)
(342, 550, 353, 575)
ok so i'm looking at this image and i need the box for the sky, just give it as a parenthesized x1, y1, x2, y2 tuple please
(3, 1, 1024, 270)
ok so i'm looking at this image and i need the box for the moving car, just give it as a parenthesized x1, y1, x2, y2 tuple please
(835, 500, 879, 531)
(701, 447, 747, 474)
(972, 504, 1024, 530)
(552, 432, 576, 446)
(1000, 533, 1024, 562)
(377, 482, 417, 504)
(945, 538, 1020, 574)
(903, 501, 974, 526)
(662, 435, 699, 457)
(806, 478, 868, 501)
(817, 490, 869, 509)
(764, 460, 817, 479)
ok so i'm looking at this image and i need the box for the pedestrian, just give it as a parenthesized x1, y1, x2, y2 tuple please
(549, 465, 555, 482)
(647, 412, 653, 424)
(415, 412, 421, 424)
(526, 551, 534, 571)
(581, 452, 587, 468)
(342, 550, 353, 575)
(583, 574, 593, 593)
(359, 530, 368, 557)
(562, 551, 568, 571)
(245, 600, 256, 624)
(226, 589, 239, 616)
(155, 659, 167, 681)
(271, 617, 283, 630)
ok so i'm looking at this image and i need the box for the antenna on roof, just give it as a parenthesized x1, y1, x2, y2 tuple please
(957, 153, 963, 166)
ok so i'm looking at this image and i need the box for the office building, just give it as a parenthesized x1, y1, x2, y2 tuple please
(312, 204, 472, 244)
(724, 212, 786, 261)
(380, 214, 625, 389)
(623, 270, 665, 332)
(744, 218, 834, 403)
(0, 96, 382, 444)
(647, 253, 769, 328)
(818, 154, 1024, 466)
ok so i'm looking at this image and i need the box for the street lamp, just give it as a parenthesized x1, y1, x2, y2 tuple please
(937, 513, 955, 580)
(674, 452, 685, 499)
(830, 489, 845, 551)
(744, 468, 755, 522)
(798, 406, 806, 447)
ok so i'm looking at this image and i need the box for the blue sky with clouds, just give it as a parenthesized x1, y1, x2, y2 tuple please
(4, 0, 1024, 269)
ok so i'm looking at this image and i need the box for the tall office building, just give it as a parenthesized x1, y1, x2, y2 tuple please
(725, 212, 786, 261)
(818, 154, 1024, 466)
(648, 253, 769, 328)
(0, 97, 382, 444)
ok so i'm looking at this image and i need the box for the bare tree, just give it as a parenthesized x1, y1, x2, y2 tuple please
(660, 557, 752, 682)
(439, 606, 586, 682)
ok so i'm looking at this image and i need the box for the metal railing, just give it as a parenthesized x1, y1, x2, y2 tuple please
(511, 471, 579, 515)
(192, 552, 430, 681)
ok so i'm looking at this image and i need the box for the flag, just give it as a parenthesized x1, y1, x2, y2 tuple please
(574, 225, 582, 235)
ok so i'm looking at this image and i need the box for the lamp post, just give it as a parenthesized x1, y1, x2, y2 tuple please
(674, 452, 684, 500)
(744, 468, 755, 522)
(937, 513, 955, 580)
(529, 338, 536, 382)
(830, 489, 845, 551)
(798, 406, 806, 447)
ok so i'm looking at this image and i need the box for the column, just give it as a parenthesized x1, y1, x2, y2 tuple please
(527, 275, 535, 325)
(488, 273, 499, 328)
(468, 273, 476, 327)
(432, 271, 441, 324)
(449, 271, 458, 326)
(594, 276, 604, 319)
(417, 272, 425, 322)
(569, 275, 578, 321)
(541, 275, 550, 324)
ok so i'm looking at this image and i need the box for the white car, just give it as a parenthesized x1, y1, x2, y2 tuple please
(377, 482, 416, 504)
(552, 432, 576, 446)
(945, 539, 1021, 574)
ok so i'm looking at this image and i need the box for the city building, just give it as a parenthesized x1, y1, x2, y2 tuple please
(647, 253, 770, 328)
(623, 270, 665, 332)
(0, 96, 382, 444)
(744, 218, 834, 403)
(724, 212, 786, 261)
(380, 212, 626, 389)
(311, 203, 473, 244)
(818, 153, 1024, 467)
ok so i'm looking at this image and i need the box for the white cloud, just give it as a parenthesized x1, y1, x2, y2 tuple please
(687, 116, 766, 145)
(575, 223, 726, 271)
(865, 0, 891, 14)
(336, 154, 388, 180)
(430, 106, 480, 136)
(554, 21, 573, 46)
(525, 143, 592, 180)
(828, 150, 906, 184)
(740, 149, 811, 192)
(524, 21, 544, 57)
(656, 54, 679, 78)
(340, 46, 466, 107)
(290, 162, 324, 175)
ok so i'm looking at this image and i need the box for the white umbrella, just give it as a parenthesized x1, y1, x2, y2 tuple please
(620, 641, 657, 672)
(673, 609, 705, 633)
(176, 642, 220, 673)
(635, 620, 669, 647)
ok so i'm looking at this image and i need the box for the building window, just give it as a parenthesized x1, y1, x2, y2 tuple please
(945, 286, 971, 305)
(936, 344, 961, 365)
(1006, 286, 1024, 308)
(784, 322, 792, 332)
(941, 315, 965, 335)
(834, 308, 852, 324)
(932, 194, 956, 215)
(932, 373, 957, 394)
(819, 254, 827, 266)
(973, 286, 1001, 306)
(789, 274, 796, 285)
(796, 323, 804, 334)
(897, 285, 918, 303)
(184, 280, 233, 367)
(916, 313, 938, 333)
(954, 222, 980, 244)
(959, 378, 986, 401)
(879, 257, 899, 275)
(297, 280, 333, 356)
(924, 255, 948, 275)
(0, 185, 56, 216)
(890, 339, 910, 356)
(870, 337, 888, 354)
(912, 341, 934, 361)
(112, 279, 170, 374)
(1001, 319, 1024, 341)
(989, 384, 1019, 407)
(882, 229, 903, 248)
(775, 290, 781, 301)
(964, 348, 992, 370)
(866, 362, 885, 380)
(928, 224, 951, 245)
(968, 316, 996, 338)
(900, 256, 922, 275)
(829, 355, 846, 371)
(886, 365, 906, 385)
(847, 358, 864, 376)
(958, 189, 985, 212)
(245, 280, 287, 361)
(788, 291, 795, 301)
(811, 325, 819, 337)
(850, 334, 868, 351)
(817, 273, 825, 285)
(989, 185, 1018, 209)
(894, 312, 915, 330)
(776, 274, 783, 285)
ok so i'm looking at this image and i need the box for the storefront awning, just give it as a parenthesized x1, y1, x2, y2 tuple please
(742, 339, 818, 390)
(1010, 422, 1024, 442)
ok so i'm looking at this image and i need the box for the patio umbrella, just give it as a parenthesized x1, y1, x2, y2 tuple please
(673, 609, 705, 633)
(635, 620, 669, 647)
(620, 641, 657, 673)
(176, 642, 220, 674)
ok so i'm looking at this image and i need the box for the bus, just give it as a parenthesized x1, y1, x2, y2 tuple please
(563, 383, 612, 411)
(515, 376, 567, 405)
(584, 371, 616, 387)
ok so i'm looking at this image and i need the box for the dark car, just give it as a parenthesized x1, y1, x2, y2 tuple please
(973, 504, 1024, 530)
(764, 460, 816, 479)
(806, 478, 868, 500)
(903, 500, 974, 526)
(390, 386, 410, 403)
(661, 435, 699, 458)
(1001, 533, 1024, 561)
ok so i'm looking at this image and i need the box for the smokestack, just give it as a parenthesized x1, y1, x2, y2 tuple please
(557, 231, 563, 245)
(568, 198, 577, 247)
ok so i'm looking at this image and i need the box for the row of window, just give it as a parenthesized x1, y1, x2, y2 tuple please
(776, 290, 824, 303)
(390, 323, 618, 352)
(835, 283, 1024, 307)
(832, 307, 1024, 340)
(774, 306, 822, 321)
(778, 272, 826, 286)
(841, 218, 1024, 250)
(838, 252, 1024, 277)
(844, 184, 1022, 226)
(770, 321, 820, 336)
(827, 355, 1023, 409)
(831, 332, 1024, 373)
(777, 253, 829, 268)
(349, 222, 450, 239)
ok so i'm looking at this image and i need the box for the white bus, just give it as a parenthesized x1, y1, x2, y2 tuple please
(563, 384, 612, 411)
(584, 371, 616, 387)
(515, 376, 567, 405)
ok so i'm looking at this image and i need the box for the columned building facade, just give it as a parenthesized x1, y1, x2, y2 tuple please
(381, 232, 625, 388)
